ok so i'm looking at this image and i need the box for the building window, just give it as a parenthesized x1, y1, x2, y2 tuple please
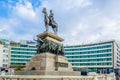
(3, 59, 8, 63)
(11, 48, 19, 50)
(4, 44, 9, 48)
(3, 54, 8, 58)
(3, 50, 9, 53)
(20, 45, 28, 47)
(29, 46, 36, 48)
(3, 64, 8, 68)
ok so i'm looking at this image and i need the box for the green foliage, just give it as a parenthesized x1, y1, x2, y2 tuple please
(15, 66, 22, 71)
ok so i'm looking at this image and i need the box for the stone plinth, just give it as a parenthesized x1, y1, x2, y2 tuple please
(22, 53, 80, 76)
(37, 31, 64, 44)
(26, 53, 72, 71)
(15, 31, 80, 76)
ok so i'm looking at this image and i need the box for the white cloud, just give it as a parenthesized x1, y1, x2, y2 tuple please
(0, 28, 4, 32)
(13, 1, 36, 20)
(0, 0, 42, 41)
(57, 0, 92, 10)
(1, 0, 120, 45)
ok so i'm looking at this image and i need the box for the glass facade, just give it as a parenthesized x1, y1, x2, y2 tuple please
(10, 40, 37, 68)
(64, 40, 120, 73)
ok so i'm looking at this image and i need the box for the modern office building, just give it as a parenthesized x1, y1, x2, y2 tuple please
(0, 41, 10, 68)
(64, 40, 120, 74)
(10, 40, 37, 68)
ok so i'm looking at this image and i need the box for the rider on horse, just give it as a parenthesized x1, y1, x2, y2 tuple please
(49, 10, 55, 25)
(42, 8, 58, 34)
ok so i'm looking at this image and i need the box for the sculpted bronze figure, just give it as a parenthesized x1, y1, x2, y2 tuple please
(42, 8, 58, 34)
(34, 8, 65, 56)
(36, 37, 64, 56)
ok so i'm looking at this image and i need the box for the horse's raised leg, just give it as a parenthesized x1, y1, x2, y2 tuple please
(56, 26, 58, 34)
(55, 25, 58, 34)
(53, 28, 56, 34)
(45, 25, 49, 32)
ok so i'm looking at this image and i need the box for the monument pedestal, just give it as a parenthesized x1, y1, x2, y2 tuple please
(37, 31, 64, 44)
(25, 53, 80, 76)
(15, 31, 80, 76)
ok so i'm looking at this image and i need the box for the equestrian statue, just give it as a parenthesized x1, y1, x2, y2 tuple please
(34, 8, 65, 56)
(42, 8, 58, 34)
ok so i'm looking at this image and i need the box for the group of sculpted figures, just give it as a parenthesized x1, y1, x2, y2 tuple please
(42, 8, 58, 34)
(35, 37, 65, 56)
(34, 8, 65, 56)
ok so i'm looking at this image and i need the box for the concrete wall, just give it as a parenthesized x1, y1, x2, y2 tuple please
(0, 44, 3, 67)
(0, 75, 115, 80)
(0, 44, 10, 68)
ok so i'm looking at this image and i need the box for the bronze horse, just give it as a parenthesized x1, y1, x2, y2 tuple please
(42, 8, 58, 34)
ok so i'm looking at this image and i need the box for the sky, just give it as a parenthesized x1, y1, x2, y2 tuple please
(0, 0, 120, 45)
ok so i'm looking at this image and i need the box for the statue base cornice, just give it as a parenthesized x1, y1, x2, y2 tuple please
(37, 31, 64, 44)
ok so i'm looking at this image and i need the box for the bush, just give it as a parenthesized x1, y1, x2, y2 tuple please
(15, 66, 22, 71)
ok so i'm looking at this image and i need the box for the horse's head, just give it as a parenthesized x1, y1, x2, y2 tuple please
(42, 8, 47, 14)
